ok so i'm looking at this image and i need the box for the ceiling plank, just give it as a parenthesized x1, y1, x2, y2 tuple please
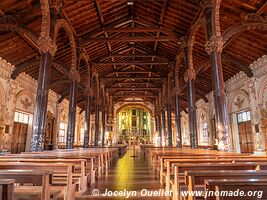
(95, 61, 168, 65)
(80, 36, 180, 44)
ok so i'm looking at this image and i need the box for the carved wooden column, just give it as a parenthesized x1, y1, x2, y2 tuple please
(94, 100, 100, 146)
(31, 8, 57, 151)
(162, 110, 166, 145)
(167, 104, 173, 146)
(167, 73, 173, 146)
(101, 110, 106, 146)
(83, 88, 91, 148)
(107, 97, 113, 132)
(66, 69, 80, 149)
(184, 47, 198, 149)
(161, 81, 167, 146)
(174, 62, 182, 147)
(157, 113, 161, 145)
(203, 1, 232, 151)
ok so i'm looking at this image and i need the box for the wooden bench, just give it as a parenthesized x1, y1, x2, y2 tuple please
(0, 179, 15, 200)
(0, 158, 88, 194)
(162, 159, 235, 191)
(162, 156, 267, 191)
(0, 170, 61, 200)
(171, 162, 262, 200)
(0, 162, 75, 200)
(185, 170, 267, 200)
(204, 178, 267, 200)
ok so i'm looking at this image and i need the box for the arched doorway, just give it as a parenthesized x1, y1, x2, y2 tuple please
(117, 106, 152, 144)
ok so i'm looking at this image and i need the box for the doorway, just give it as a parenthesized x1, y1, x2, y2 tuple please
(45, 111, 55, 150)
(237, 111, 254, 153)
(11, 111, 29, 153)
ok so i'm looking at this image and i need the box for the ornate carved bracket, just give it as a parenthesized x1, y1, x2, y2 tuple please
(174, 86, 181, 96)
(184, 68, 196, 82)
(37, 36, 57, 56)
(69, 68, 81, 82)
(50, 0, 65, 13)
(198, 0, 212, 10)
(205, 35, 223, 55)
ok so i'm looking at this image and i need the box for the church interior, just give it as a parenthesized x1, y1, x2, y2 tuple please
(0, 0, 267, 199)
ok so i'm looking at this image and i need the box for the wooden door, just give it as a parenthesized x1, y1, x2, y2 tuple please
(45, 112, 55, 150)
(260, 119, 267, 149)
(238, 121, 254, 153)
(11, 122, 28, 153)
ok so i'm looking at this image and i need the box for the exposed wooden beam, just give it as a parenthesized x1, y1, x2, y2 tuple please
(95, 61, 168, 65)
(80, 36, 180, 44)
(11, 56, 40, 79)
(103, 27, 175, 34)
(195, 91, 209, 103)
(112, 95, 155, 98)
(113, 99, 152, 103)
(101, 77, 164, 79)
(107, 87, 159, 90)
(110, 71, 160, 74)
(99, 53, 169, 60)
(106, 81, 159, 87)
(222, 54, 253, 77)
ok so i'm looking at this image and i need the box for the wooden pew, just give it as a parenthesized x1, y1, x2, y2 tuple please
(156, 154, 257, 175)
(0, 170, 58, 200)
(162, 159, 235, 191)
(0, 158, 88, 194)
(0, 179, 15, 200)
(171, 162, 262, 200)
(204, 179, 267, 200)
(185, 170, 267, 200)
(162, 156, 267, 190)
(0, 162, 75, 200)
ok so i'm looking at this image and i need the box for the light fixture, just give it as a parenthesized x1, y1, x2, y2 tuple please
(127, 2, 134, 6)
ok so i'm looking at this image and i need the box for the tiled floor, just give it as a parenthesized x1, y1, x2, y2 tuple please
(77, 147, 169, 200)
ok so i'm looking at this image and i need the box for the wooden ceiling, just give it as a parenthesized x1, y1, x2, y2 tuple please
(0, 0, 266, 112)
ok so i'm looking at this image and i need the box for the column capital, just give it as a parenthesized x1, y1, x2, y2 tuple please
(198, 0, 212, 10)
(69, 68, 81, 82)
(50, 0, 65, 14)
(184, 68, 196, 82)
(174, 86, 181, 96)
(205, 35, 223, 55)
(37, 36, 57, 56)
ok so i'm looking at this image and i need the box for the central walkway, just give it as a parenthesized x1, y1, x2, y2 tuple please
(77, 147, 168, 200)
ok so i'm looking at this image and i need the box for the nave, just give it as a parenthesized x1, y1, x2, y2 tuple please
(78, 147, 166, 200)
(0, 0, 267, 199)
(2, 145, 267, 200)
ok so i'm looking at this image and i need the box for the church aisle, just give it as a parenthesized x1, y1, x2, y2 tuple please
(77, 147, 169, 200)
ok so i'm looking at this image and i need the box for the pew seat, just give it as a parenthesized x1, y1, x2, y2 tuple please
(204, 178, 267, 200)
(14, 186, 62, 200)
(0, 179, 15, 200)
(185, 170, 267, 200)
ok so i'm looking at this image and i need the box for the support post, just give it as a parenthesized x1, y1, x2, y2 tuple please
(83, 92, 91, 148)
(31, 52, 53, 151)
(31, 4, 63, 151)
(66, 69, 80, 149)
(94, 101, 100, 146)
(101, 110, 106, 146)
(203, 1, 232, 151)
(174, 94, 182, 147)
(184, 47, 198, 149)
(167, 104, 173, 146)
(162, 110, 166, 146)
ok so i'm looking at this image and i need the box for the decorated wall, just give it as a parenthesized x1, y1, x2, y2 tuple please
(181, 55, 267, 153)
(0, 57, 82, 152)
